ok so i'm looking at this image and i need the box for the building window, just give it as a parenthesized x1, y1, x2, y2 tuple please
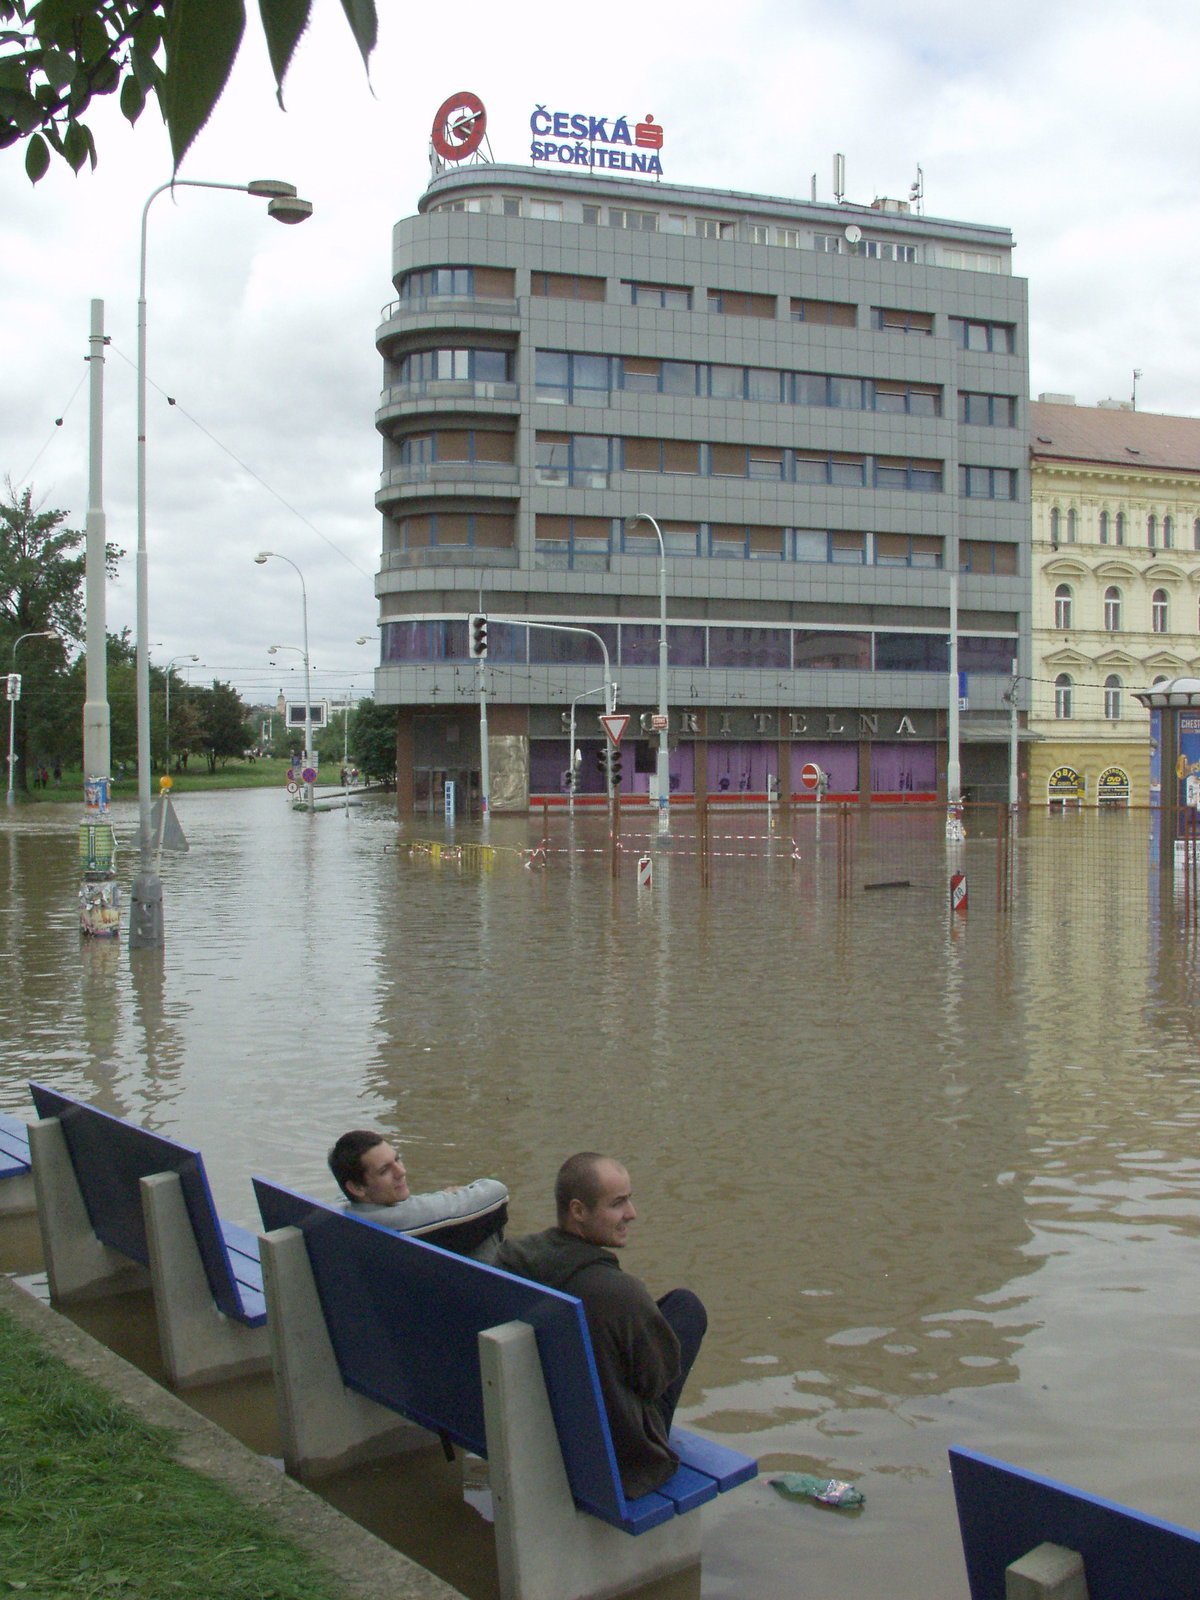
(790, 296, 857, 326)
(1164, 515, 1174, 548)
(394, 512, 514, 551)
(609, 207, 659, 231)
(813, 233, 844, 253)
(581, 204, 601, 225)
(960, 540, 1018, 575)
(1104, 586, 1122, 631)
(534, 433, 611, 487)
(958, 391, 1018, 426)
(873, 533, 942, 568)
(1054, 584, 1073, 630)
(527, 199, 563, 220)
(1099, 510, 1110, 544)
(1104, 675, 1123, 721)
(959, 465, 1017, 499)
(748, 223, 770, 245)
(871, 306, 933, 334)
(1067, 509, 1077, 543)
(949, 317, 1016, 354)
(876, 457, 943, 491)
(1115, 512, 1126, 545)
(531, 271, 605, 301)
(1195, 517, 1200, 551)
(1050, 508, 1061, 544)
(778, 227, 803, 248)
(708, 288, 775, 318)
(861, 239, 916, 263)
(1152, 588, 1169, 633)
(396, 347, 513, 386)
(502, 197, 521, 216)
(534, 350, 611, 402)
(627, 281, 692, 310)
(871, 380, 940, 416)
(397, 265, 516, 301)
(1148, 513, 1158, 549)
(1055, 674, 1074, 719)
(794, 452, 867, 487)
(619, 356, 700, 395)
(534, 515, 612, 569)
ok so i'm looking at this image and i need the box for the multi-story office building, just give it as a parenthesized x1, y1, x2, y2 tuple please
(1029, 398, 1200, 806)
(374, 155, 1029, 814)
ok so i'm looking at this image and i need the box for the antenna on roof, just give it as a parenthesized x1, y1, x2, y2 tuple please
(909, 164, 924, 216)
(1131, 369, 1143, 410)
(833, 153, 845, 204)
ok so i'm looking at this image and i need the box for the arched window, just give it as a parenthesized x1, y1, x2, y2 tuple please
(1194, 517, 1200, 551)
(1049, 507, 1061, 544)
(1152, 588, 1169, 633)
(1099, 510, 1110, 545)
(1055, 674, 1074, 719)
(1115, 512, 1126, 545)
(1104, 675, 1123, 720)
(1164, 515, 1174, 549)
(1067, 508, 1077, 543)
(1148, 513, 1158, 549)
(1054, 583, 1073, 629)
(1104, 586, 1122, 631)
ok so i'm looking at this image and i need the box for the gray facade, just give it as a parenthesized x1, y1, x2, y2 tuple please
(374, 163, 1029, 812)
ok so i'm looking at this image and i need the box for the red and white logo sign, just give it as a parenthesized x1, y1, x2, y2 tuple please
(431, 92, 487, 162)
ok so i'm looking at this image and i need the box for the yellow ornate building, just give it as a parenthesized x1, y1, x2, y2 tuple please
(1030, 399, 1200, 806)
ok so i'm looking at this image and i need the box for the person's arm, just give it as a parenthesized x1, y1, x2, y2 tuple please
(348, 1178, 508, 1234)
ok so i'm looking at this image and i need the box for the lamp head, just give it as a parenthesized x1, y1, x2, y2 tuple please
(267, 646, 279, 656)
(254, 552, 271, 564)
(356, 635, 369, 644)
(246, 179, 298, 198)
(267, 196, 313, 225)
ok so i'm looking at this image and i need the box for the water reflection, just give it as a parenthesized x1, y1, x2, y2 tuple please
(4, 797, 1200, 1599)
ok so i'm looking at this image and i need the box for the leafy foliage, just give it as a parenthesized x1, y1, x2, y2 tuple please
(0, 0, 378, 181)
(191, 677, 252, 771)
(348, 694, 395, 784)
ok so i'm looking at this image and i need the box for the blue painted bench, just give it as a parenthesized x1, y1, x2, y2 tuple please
(0, 1110, 34, 1213)
(950, 1445, 1200, 1599)
(28, 1082, 269, 1387)
(254, 1177, 756, 1600)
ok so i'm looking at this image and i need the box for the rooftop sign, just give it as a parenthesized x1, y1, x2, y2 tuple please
(530, 107, 664, 176)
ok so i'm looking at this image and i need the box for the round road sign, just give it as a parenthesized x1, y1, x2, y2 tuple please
(800, 762, 822, 791)
(286, 782, 299, 796)
(301, 767, 317, 785)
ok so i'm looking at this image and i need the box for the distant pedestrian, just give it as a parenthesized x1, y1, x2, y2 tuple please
(52, 762, 61, 786)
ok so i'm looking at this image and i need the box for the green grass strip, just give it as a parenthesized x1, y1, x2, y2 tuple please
(0, 1308, 341, 1600)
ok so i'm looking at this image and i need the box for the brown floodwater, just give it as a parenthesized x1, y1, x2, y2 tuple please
(4, 791, 1200, 1599)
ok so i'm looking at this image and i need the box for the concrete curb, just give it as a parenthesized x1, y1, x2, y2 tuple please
(0, 1273, 464, 1600)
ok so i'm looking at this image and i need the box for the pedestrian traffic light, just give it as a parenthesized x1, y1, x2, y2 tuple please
(609, 746, 622, 788)
(468, 613, 489, 658)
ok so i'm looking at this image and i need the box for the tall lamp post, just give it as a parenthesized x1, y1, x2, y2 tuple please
(626, 513, 670, 830)
(163, 654, 200, 774)
(258, 552, 313, 811)
(6, 631, 58, 804)
(131, 175, 313, 950)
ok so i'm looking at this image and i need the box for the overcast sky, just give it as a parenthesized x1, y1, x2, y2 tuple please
(2, 0, 1198, 707)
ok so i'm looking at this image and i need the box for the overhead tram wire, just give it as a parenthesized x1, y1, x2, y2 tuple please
(106, 342, 375, 579)
(16, 370, 89, 484)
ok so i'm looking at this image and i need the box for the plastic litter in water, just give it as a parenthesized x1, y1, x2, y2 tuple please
(769, 1473, 865, 1508)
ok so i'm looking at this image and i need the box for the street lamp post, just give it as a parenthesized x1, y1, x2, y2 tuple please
(131, 175, 313, 951)
(626, 513, 670, 830)
(258, 552, 313, 810)
(6, 631, 58, 804)
(163, 653, 200, 775)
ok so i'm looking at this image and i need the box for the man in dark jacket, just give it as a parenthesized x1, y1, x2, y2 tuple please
(496, 1151, 706, 1500)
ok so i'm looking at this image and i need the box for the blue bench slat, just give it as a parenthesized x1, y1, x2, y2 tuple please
(0, 1113, 31, 1171)
(654, 1463, 718, 1515)
(671, 1427, 759, 1492)
(29, 1082, 260, 1328)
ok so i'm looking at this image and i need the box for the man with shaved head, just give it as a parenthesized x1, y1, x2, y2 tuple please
(497, 1151, 706, 1499)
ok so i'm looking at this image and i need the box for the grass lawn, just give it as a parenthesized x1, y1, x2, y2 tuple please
(0, 1307, 342, 1600)
(11, 759, 344, 800)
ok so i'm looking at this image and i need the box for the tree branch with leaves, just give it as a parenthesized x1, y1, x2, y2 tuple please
(0, 0, 377, 182)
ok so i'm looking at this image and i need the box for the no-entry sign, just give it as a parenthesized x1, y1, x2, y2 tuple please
(800, 762, 822, 791)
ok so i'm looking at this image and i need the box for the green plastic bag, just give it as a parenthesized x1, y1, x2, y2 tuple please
(769, 1472, 864, 1508)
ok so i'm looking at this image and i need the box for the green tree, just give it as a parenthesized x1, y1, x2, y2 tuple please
(349, 695, 395, 786)
(191, 678, 250, 772)
(0, 0, 378, 182)
(1, 481, 85, 790)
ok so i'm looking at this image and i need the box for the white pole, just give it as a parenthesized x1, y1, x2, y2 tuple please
(82, 299, 110, 788)
(478, 660, 490, 821)
(626, 514, 670, 830)
(257, 553, 313, 810)
(1008, 658, 1019, 812)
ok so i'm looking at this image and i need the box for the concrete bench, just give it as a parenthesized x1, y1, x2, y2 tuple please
(254, 1177, 757, 1600)
(0, 1110, 35, 1214)
(28, 1082, 269, 1388)
(950, 1445, 1200, 1599)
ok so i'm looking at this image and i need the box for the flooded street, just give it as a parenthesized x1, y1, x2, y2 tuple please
(4, 789, 1200, 1598)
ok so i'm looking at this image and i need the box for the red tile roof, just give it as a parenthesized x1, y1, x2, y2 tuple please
(1031, 402, 1200, 474)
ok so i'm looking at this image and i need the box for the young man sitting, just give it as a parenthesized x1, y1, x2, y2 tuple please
(328, 1129, 508, 1262)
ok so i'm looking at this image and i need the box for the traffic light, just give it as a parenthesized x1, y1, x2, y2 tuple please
(469, 613, 489, 658)
(5, 673, 20, 701)
(609, 746, 622, 788)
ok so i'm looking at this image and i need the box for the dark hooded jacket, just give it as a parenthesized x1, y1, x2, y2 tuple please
(496, 1227, 680, 1499)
